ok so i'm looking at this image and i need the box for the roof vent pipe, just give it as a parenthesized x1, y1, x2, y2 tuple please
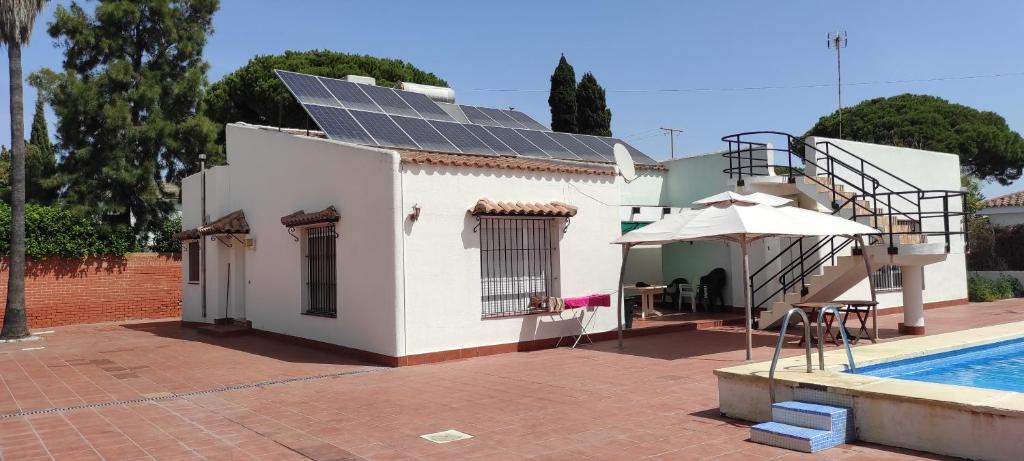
(399, 81, 456, 103)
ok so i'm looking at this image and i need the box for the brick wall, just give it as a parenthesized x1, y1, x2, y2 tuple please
(0, 253, 181, 329)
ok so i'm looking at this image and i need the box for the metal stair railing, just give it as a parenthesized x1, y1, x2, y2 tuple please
(720, 131, 967, 312)
(768, 306, 857, 404)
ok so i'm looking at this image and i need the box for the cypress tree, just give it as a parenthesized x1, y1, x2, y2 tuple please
(576, 72, 612, 136)
(548, 55, 577, 133)
(26, 98, 56, 204)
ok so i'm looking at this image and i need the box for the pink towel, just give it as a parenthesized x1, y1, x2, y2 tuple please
(563, 294, 611, 308)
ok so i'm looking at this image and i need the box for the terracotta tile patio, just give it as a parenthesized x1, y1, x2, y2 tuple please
(1, 299, 1022, 460)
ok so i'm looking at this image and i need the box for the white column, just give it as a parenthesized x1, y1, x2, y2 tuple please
(901, 266, 925, 334)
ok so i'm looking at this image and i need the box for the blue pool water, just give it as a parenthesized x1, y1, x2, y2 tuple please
(853, 337, 1024, 393)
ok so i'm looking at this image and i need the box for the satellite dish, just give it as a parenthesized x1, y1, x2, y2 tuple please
(613, 143, 637, 182)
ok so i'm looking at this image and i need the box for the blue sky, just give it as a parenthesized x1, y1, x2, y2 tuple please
(2, 0, 1024, 198)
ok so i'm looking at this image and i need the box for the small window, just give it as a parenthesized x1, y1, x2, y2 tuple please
(479, 217, 558, 318)
(304, 225, 337, 317)
(871, 265, 901, 292)
(187, 241, 200, 283)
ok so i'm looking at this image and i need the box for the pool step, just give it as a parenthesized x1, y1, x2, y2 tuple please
(750, 401, 851, 453)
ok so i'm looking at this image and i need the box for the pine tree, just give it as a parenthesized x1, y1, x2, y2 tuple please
(38, 0, 220, 236)
(576, 72, 612, 136)
(548, 55, 577, 133)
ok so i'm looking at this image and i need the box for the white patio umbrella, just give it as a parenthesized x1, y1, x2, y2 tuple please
(613, 192, 880, 360)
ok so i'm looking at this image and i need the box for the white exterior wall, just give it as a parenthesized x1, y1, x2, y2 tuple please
(979, 206, 1024, 227)
(806, 137, 968, 305)
(399, 165, 621, 355)
(180, 124, 404, 357)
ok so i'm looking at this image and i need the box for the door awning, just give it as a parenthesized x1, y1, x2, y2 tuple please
(175, 210, 250, 240)
(280, 206, 340, 228)
(468, 199, 578, 217)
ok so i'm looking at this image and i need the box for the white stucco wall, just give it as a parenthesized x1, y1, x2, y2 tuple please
(806, 137, 968, 306)
(399, 165, 621, 355)
(180, 124, 404, 357)
(979, 206, 1024, 227)
(621, 170, 666, 206)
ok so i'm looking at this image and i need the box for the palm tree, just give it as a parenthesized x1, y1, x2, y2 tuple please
(0, 0, 46, 340)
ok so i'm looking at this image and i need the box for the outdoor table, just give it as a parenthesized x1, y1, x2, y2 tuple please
(623, 285, 667, 320)
(791, 302, 842, 346)
(832, 299, 879, 344)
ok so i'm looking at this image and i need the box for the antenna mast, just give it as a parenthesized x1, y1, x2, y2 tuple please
(828, 31, 848, 138)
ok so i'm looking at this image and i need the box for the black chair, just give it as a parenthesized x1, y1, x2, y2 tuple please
(698, 268, 727, 312)
(662, 277, 689, 311)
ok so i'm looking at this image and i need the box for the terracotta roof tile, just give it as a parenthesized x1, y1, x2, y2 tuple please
(399, 150, 616, 176)
(199, 210, 250, 235)
(983, 191, 1024, 208)
(468, 199, 578, 217)
(172, 228, 200, 241)
(281, 206, 340, 227)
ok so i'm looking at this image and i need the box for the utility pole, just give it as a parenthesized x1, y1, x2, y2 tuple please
(660, 127, 684, 159)
(828, 31, 848, 138)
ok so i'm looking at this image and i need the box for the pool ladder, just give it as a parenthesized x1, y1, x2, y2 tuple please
(768, 306, 856, 403)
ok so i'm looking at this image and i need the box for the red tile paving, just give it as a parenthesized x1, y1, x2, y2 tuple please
(0, 299, 1022, 460)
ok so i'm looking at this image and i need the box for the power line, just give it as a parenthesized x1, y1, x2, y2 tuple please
(660, 127, 684, 159)
(465, 70, 1024, 94)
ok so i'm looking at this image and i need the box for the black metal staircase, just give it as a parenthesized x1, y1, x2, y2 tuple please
(720, 131, 967, 314)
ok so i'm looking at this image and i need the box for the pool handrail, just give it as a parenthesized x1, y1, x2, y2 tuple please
(768, 307, 813, 403)
(817, 305, 856, 372)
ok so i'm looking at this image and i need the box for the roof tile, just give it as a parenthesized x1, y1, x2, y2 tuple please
(468, 199, 578, 217)
(983, 191, 1024, 208)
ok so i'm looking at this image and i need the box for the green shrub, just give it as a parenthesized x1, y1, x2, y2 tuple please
(149, 215, 182, 253)
(968, 275, 1022, 302)
(0, 203, 135, 258)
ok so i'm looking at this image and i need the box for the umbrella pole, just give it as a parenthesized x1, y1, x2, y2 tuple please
(856, 235, 879, 340)
(742, 238, 752, 361)
(617, 244, 632, 350)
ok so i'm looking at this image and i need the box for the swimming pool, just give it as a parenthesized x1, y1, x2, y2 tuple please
(853, 337, 1024, 393)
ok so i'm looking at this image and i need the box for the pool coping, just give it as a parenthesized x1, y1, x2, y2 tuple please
(713, 321, 1024, 416)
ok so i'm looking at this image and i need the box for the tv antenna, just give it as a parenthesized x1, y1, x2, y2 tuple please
(828, 31, 848, 138)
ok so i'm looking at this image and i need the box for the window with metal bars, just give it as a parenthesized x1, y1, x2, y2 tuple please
(187, 241, 200, 283)
(304, 225, 337, 317)
(479, 217, 558, 318)
(871, 265, 902, 292)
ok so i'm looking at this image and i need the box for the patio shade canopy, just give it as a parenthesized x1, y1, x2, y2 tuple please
(611, 192, 880, 360)
(692, 191, 792, 207)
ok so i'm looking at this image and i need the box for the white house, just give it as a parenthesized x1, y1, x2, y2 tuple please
(175, 72, 968, 365)
(978, 191, 1024, 226)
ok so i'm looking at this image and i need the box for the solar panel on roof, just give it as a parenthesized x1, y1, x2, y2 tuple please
(545, 131, 610, 162)
(477, 107, 524, 128)
(349, 110, 419, 149)
(304, 105, 376, 145)
(459, 105, 500, 126)
(574, 134, 614, 159)
(397, 91, 455, 122)
(392, 116, 459, 153)
(276, 70, 339, 107)
(429, 121, 496, 156)
(515, 129, 579, 161)
(464, 124, 517, 156)
(598, 137, 660, 165)
(505, 110, 549, 131)
(485, 126, 547, 157)
(276, 70, 661, 165)
(437, 103, 470, 123)
(359, 85, 420, 117)
(318, 77, 381, 112)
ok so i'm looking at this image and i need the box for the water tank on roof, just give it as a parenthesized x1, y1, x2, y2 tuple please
(344, 75, 377, 85)
(399, 81, 456, 103)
